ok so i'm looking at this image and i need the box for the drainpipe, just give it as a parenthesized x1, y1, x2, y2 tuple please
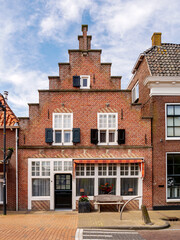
(16, 128, 18, 211)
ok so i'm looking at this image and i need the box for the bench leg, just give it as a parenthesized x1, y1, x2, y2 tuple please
(118, 204, 120, 212)
(98, 205, 100, 213)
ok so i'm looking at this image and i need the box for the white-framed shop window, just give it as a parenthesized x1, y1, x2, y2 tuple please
(165, 104, 180, 140)
(98, 113, 118, 145)
(80, 75, 90, 89)
(132, 82, 139, 103)
(166, 153, 180, 202)
(53, 113, 73, 145)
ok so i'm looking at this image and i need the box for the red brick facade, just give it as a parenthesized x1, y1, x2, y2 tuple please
(16, 25, 153, 211)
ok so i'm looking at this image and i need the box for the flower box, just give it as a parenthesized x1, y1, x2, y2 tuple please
(78, 201, 91, 213)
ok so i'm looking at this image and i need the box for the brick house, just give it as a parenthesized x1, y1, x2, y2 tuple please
(0, 95, 19, 210)
(18, 25, 152, 211)
(128, 33, 180, 210)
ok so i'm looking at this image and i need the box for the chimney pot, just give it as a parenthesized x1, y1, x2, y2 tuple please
(151, 32, 162, 46)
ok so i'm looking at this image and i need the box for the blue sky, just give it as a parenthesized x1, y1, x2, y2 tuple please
(0, 0, 180, 117)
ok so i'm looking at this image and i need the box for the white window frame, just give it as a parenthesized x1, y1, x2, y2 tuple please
(0, 174, 3, 204)
(80, 75, 90, 89)
(98, 113, 118, 145)
(166, 152, 180, 202)
(165, 103, 180, 140)
(132, 82, 139, 103)
(53, 113, 73, 145)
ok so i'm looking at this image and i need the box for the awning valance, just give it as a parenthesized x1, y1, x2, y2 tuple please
(74, 159, 143, 164)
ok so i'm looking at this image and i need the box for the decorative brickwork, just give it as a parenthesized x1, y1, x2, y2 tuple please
(32, 200, 50, 211)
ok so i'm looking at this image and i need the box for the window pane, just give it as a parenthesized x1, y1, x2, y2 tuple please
(175, 127, 180, 137)
(76, 178, 94, 196)
(42, 161, 50, 176)
(99, 115, 107, 128)
(83, 78, 87, 87)
(64, 161, 72, 171)
(109, 130, 115, 142)
(54, 161, 62, 171)
(32, 161, 40, 176)
(63, 115, 71, 128)
(64, 131, 71, 142)
(120, 163, 129, 175)
(108, 164, 116, 176)
(167, 127, 173, 137)
(175, 117, 180, 126)
(98, 178, 116, 195)
(55, 131, 62, 143)
(100, 130, 106, 143)
(167, 105, 174, 115)
(167, 117, 173, 126)
(108, 115, 116, 128)
(175, 106, 180, 115)
(98, 164, 107, 176)
(86, 164, 95, 176)
(76, 164, 84, 176)
(54, 115, 62, 128)
(121, 178, 138, 196)
(32, 179, 50, 196)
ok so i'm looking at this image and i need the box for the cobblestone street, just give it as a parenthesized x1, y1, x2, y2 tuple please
(0, 212, 78, 240)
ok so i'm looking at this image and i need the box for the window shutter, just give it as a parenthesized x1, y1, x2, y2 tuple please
(45, 128, 53, 143)
(91, 129, 98, 144)
(73, 128, 80, 143)
(118, 129, 125, 144)
(73, 76, 80, 87)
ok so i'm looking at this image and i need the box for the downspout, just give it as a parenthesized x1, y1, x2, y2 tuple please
(16, 128, 18, 211)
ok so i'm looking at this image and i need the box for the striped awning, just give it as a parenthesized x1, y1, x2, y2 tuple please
(73, 159, 145, 178)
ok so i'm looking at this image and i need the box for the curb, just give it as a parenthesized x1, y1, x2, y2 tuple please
(80, 221, 170, 230)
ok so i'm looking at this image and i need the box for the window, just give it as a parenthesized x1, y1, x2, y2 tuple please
(132, 82, 139, 103)
(31, 161, 51, 197)
(76, 178, 94, 196)
(98, 113, 118, 145)
(120, 163, 139, 196)
(54, 161, 62, 171)
(32, 179, 50, 197)
(64, 161, 72, 171)
(80, 75, 90, 89)
(53, 113, 73, 145)
(99, 178, 116, 195)
(0, 175, 3, 203)
(166, 105, 180, 139)
(167, 154, 180, 200)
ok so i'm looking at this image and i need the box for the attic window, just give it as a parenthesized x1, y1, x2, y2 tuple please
(80, 75, 90, 89)
(132, 82, 139, 103)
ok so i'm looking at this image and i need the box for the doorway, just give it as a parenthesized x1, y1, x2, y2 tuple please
(54, 174, 72, 209)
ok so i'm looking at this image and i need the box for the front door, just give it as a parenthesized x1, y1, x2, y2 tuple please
(54, 174, 72, 209)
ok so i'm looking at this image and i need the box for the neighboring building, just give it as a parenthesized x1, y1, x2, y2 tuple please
(18, 25, 152, 211)
(0, 95, 19, 210)
(128, 33, 180, 209)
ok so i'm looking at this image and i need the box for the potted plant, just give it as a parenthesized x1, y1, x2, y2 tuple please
(99, 183, 113, 194)
(78, 195, 91, 213)
(6, 148, 14, 160)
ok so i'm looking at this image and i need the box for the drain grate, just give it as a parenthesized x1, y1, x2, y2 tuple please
(166, 217, 179, 221)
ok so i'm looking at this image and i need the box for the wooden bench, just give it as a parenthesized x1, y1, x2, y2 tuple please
(94, 195, 124, 213)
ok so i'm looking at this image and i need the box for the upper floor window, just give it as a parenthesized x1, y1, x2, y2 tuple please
(53, 113, 73, 145)
(166, 104, 180, 139)
(80, 75, 90, 89)
(98, 113, 118, 145)
(132, 82, 139, 103)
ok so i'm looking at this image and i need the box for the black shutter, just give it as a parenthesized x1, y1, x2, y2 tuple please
(45, 128, 53, 143)
(73, 128, 80, 143)
(118, 129, 125, 144)
(73, 76, 80, 87)
(91, 129, 98, 144)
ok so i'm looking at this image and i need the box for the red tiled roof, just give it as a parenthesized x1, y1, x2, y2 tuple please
(0, 96, 19, 127)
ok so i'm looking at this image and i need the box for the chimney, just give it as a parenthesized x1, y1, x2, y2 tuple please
(151, 32, 162, 46)
(78, 25, 91, 50)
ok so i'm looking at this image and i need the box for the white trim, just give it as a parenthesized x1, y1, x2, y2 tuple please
(165, 103, 180, 140)
(16, 128, 18, 211)
(97, 113, 118, 145)
(52, 113, 73, 146)
(132, 81, 139, 103)
(166, 152, 180, 202)
(80, 75, 90, 89)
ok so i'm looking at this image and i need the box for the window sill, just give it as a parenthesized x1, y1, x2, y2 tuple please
(98, 143, 118, 146)
(166, 137, 180, 140)
(166, 199, 180, 203)
(53, 143, 73, 146)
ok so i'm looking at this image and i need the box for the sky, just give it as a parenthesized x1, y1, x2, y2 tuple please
(0, 0, 180, 117)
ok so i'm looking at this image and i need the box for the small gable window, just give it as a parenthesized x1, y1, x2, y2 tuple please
(80, 75, 90, 89)
(132, 82, 139, 103)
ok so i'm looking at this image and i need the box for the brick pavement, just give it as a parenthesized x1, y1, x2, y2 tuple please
(0, 211, 78, 240)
